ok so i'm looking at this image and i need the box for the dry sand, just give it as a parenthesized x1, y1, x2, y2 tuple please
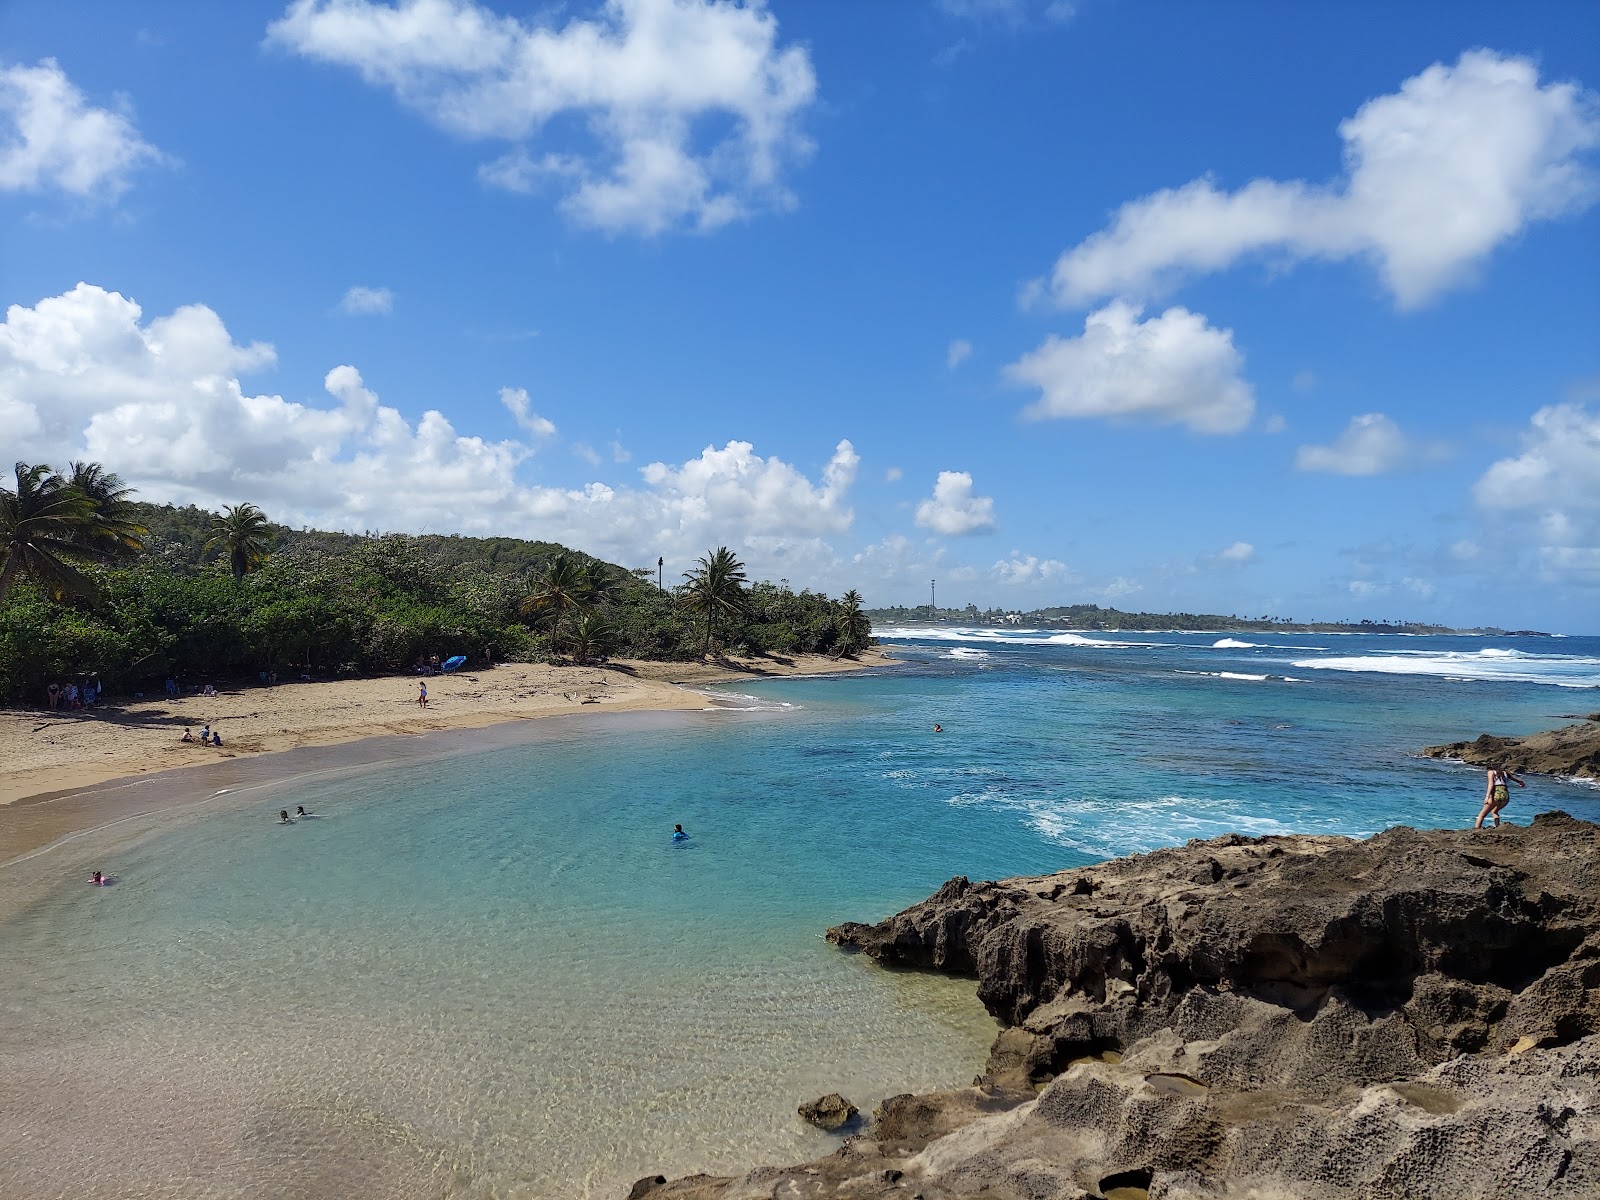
(0, 651, 894, 862)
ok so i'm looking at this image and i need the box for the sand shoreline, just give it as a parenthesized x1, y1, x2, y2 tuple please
(0, 650, 895, 867)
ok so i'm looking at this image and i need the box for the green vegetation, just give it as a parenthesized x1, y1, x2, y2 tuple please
(0, 462, 875, 705)
(866, 602, 1528, 636)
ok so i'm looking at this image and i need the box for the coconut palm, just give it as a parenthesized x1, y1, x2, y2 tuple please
(567, 609, 617, 666)
(581, 558, 617, 607)
(520, 552, 589, 648)
(67, 461, 148, 558)
(680, 546, 749, 658)
(0, 462, 100, 604)
(836, 589, 871, 655)
(205, 503, 273, 584)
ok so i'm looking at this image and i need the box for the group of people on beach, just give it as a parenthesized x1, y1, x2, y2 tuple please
(45, 680, 100, 710)
(181, 725, 225, 747)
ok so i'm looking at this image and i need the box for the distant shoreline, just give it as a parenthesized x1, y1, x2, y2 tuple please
(870, 616, 1553, 637)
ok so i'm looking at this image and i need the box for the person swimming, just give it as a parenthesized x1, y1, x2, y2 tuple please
(89, 870, 105, 885)
(279, 809, 292, 824)
(673, 824, 689, 840)
(932, 724, 943, 732)
(296, 805, 313, 819)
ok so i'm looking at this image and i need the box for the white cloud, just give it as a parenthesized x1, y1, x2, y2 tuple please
(1006, 301, 1254, 434)
(1102, 576, 1141, 600)
(1295, 412, 1412, 475)
(915, 470, 996, 536)
(1450, 539, 1481, 561)
(1217, 540, 1255, 564)
(946, 338, 972, 369)
(1474, 403, 1600, 583)
(937, 0, 1074, 24)
(572, 442, 602, 465)
(339, 285, 394, 315)
(0, 58, 166, 199)
(267, 0, 817, 236)
(0, 283, 861, 582)
(1045, 51, 1600, 310)
(991, 553, 1068, 585)
(884, 466, 903, 483)
(498, 386, 556, 438)
(609, 440, 631, 463)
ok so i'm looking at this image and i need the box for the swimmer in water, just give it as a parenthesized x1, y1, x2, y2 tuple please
(90, 870, 104, 885)
(673, 823, 688, 840)
(279, 809, 292, 824)
(932, 724, 943, 732)
(296, 805, 312, 819)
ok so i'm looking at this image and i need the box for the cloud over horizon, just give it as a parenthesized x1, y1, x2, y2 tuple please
(0, 58, 166, 199)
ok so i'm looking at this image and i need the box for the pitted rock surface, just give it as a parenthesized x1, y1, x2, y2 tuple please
(639, 814, 1600, 1199)
(1422, 718, 1600, 778)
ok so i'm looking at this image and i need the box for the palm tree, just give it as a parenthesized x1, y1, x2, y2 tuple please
(567, 609, 617, 666)
(0, 462, 100, 604)
(581, 558, 616, 607)
(205, 503, 273, 584)
(67, 461, 148, 558)
(680, 546, 748, 658)
(520, 552, 589, 652)
(836, 589, 871, 656)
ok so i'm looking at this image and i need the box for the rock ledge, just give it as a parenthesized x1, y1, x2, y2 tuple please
(639, 813, 1600, 1199)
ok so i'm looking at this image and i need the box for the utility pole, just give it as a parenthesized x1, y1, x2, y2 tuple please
(658, 556, 664, 592)
(930, 579, 936, 612)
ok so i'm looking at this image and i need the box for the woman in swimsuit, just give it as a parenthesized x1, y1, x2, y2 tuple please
(1473, 764, 1525, 829)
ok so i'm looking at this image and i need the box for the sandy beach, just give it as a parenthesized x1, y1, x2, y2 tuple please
(0, 651, 894, 862)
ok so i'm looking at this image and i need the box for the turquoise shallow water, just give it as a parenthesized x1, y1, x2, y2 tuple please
(2, 630, 1597, 1198)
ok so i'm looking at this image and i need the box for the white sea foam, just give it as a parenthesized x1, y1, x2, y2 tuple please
(1291, 648, 1600, 688)
(874, 625, 1170, 648)
(945, 647, 991, 660)
(1176, 670, 1302, 683)
(1211, 638, 1259, 648)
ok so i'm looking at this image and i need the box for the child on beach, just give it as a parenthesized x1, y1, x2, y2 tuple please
(417, 681, 428, 708)
(1474, 764, 1525, 828)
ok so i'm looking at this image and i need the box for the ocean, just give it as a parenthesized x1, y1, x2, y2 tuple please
(2, 629, 1596, 1198)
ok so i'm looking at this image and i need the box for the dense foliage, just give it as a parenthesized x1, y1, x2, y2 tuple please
(0, 471, 874, 705)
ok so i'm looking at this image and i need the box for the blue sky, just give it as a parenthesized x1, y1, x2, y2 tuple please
(2, 1, 1598, 631)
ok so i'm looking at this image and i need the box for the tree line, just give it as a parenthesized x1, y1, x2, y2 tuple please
(0, 462, 874, 704)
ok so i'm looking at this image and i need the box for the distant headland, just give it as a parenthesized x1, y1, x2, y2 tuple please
(865, 602, 1547, 637)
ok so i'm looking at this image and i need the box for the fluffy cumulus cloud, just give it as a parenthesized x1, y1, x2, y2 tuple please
(991, 552, 1068, 585)
(0, 283, 862, 582)
(498, 386, 556, 437)
(915, 470, 996, 536)
(267, 0, 817, 235)
(1295, 413, 1412, 475)
(1216, 540, 1255, 564)
(338, 285, 394, 315)
(1474, 403, 1600, 582)
(1006, 301, 1254, 433)
(1045, 51, 1600, 310)
(0, 58, 166, 199)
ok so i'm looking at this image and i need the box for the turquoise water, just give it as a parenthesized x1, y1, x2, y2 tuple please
(3, 630, 1597, 1198)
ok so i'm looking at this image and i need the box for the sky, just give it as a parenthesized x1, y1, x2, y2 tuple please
(2, 1, 1598, 632)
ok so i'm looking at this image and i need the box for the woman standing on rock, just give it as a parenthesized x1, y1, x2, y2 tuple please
(1474, 764, 1525, 828)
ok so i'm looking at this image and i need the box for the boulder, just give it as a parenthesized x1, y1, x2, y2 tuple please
(798, 1093, 859, 1131)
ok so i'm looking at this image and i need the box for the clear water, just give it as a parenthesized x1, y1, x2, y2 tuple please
(3, 630, 1597, 1198)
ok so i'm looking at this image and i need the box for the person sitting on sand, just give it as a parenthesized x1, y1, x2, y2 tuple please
(181, 727, 195, 743)
(210, 729, 223, 747)
(1474, 764, 1526, 829)
(279, 810, 292, 824)
(202, 683, 217, 697)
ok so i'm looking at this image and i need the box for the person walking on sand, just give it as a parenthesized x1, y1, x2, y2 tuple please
(417, 680, 429, 708)
(1474, 764, 1525, 828)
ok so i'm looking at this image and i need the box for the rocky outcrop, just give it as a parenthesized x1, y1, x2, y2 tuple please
(638, 813, 1600, 1199)
(1422, 718, 1600, 778)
